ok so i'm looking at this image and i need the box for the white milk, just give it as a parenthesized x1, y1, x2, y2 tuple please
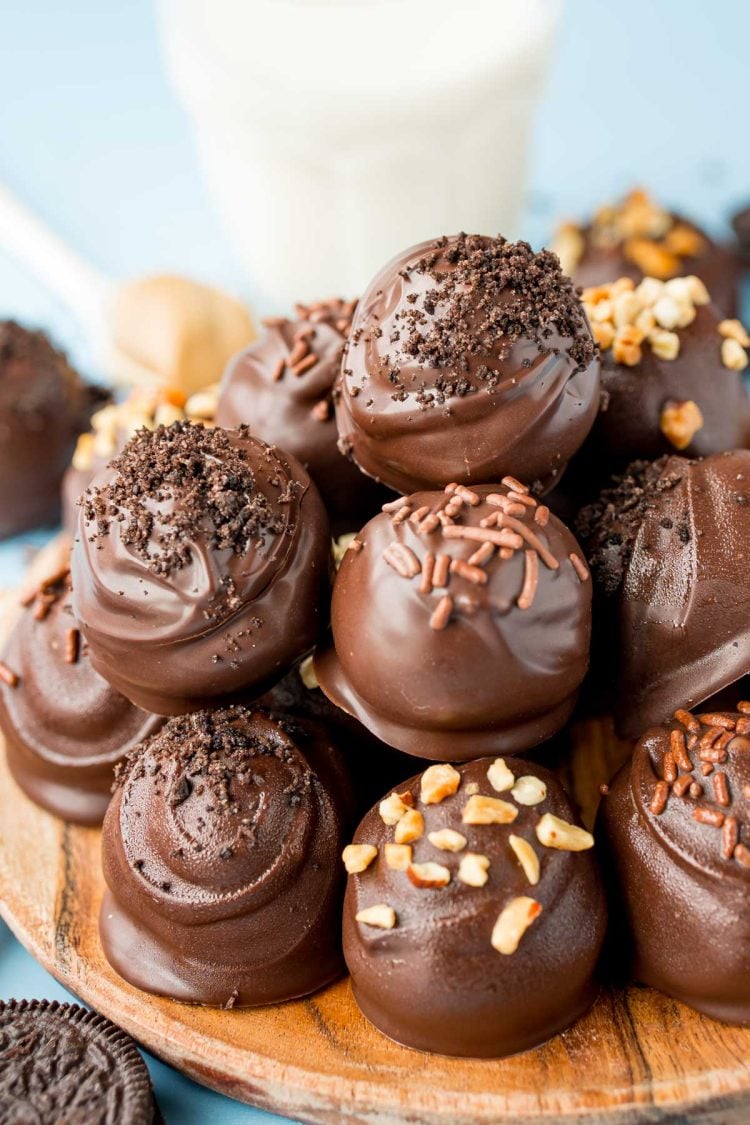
(158, 0, 561, 310)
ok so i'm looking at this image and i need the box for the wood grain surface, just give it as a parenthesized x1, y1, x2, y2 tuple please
(0, 538, 749, 1123)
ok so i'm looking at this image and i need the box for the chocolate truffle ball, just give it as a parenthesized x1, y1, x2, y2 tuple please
(316, 481, 592, 759)
(342, 756, 606, 1057)
(578, 277, 750, 474)
(551, 188, 739, 317)
(62, 382, 219, 537)
(0, 570, 163, 826)
(217, 299, 391, 534)
(598, 708, 750, 1024)
(578, 451, 750, 737)
(334, 234, 600, 496)
(71, 421, 330, 715)
(100, 706, 350, 1007)
(0, 321, 103, 539)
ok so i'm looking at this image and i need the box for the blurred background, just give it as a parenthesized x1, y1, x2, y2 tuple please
(0, 2, 749, 1121)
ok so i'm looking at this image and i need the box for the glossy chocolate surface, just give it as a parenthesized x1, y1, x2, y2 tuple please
(343, 757, 606, 1057)
(316, 482, 592, 759)
(578, 451, 750, 737)
(0, 573, 162, 825)
(100, 707, 350, 1007)
(217, 300, 390, 534)
(71, 422, 331, 715)
(598, 711, 750, 1024)
(334, 235, 600, 495)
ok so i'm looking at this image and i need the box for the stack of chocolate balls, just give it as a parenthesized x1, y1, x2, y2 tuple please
(2, 218, 749, 1056)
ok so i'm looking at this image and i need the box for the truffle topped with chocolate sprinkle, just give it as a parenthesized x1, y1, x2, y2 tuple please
(315, 481, 592, 759)
(598, 707, 750, 1024)
(100, 706, 350, 1007)
(334, 234, 600, 495)
(577, 450, 750, 736)
(342, 756, 605, 1057)
(217, 298, 390, 533)
(71, 421, 331, 715)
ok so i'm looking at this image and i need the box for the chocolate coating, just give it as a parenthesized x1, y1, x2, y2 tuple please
(217, 301, 391, 533)
(100, 706, 350, 1007)
(334, 234, 600, 495)
(578, 451, 750, 737)
(554, 191, 739, 316)
(0, 574, 163, 825)
(586, 302, 750, 472)
(71, 422, 331, 715)
(0, 321, 103, 539)
(0, 1000, 157, 1123)
(343, 757, 606, 1057)
(316, 483, 592, 759)
(597, 712, 750, 1024)
(731, 204, 750, 267)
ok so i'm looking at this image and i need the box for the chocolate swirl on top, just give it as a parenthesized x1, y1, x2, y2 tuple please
(315, 482, 592, 759)
(217, 299, 390, 533)
(70, 422, 331, 715)
(334, 234, 600, 495)
(100, 706, 350, 1007)
(578, 450, 750, 737)
(343, 757, 606, 1057)
(598, 708, 750, 1023)
(0, 570, 162, 825)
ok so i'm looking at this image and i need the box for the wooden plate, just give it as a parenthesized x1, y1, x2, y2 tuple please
(1, 542, 749, 1123)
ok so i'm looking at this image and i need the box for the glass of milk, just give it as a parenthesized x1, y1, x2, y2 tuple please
(158, 0, 562, 310)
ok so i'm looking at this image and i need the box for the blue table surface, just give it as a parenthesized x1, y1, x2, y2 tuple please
(1, 1, 749, 1121)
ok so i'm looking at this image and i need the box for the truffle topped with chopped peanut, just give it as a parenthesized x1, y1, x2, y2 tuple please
(598, 706, 750, 1024)
(342, 756, 606, 1057)
(551, 188, 739, 317)
(578, 275, 750, 471)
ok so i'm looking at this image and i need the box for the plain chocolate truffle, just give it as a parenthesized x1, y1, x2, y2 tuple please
(71, 421, 331, 715)
(0, 570, 163, 825)
(578, 451, 750, 737)
(597, 709, 750, 1024)
(100, 706, 350, 1007)
(316, 481, 592, 759)
(217, 298, 391, 534)
(334, 234, 600, 495)
(551, 188, 739, 316)
(342, 756, 606, 1057)
(0, 321, 103, 539)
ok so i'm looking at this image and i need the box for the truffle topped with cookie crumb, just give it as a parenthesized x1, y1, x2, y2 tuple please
(598, 707, 750, 1024)
(217, 298, 390, 533)
(315, 481, 592, 759)
(342, 756, 606, 1057)
(334, 234, 600, 495)
(71, 421, 331, 715)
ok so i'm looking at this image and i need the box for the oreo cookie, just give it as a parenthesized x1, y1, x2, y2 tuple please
(0, 1000, 158, 1123)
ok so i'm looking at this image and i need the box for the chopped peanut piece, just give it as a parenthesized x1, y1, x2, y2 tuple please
(384, 843, 412, 870)
(407, 862, 451, 888)
(685, 275, 710, 305)
(457, 852, 490, 887)
(536, 813, 594, 851)
(394, 808, 425, 844)
(487, 758, 515, 793)
(72, 432, 95, 472)
(550, 223, 585, 276)
(491, 897, 543, 954)
(379, 792, 410, 826)
(721, 337, 749, 371)
(652, 296, 682, 330)
(511, 776, 548, 806)
(420, 763, 461, 805)
(592, 321, 615, 350)
(612, 325, 643, 367)
(299, 654, 318, 690)
(719, 319, 750, 346)
(465, 781, 480, 796)
(659, 400, 704, 450)
(428, 828, 467, 852)
(649, 329, 680, 360)
(508, 835, 540, 885)
(356, 904, 396, 929)
(462, 794, 518, 825)
(342, 844, 378, 874)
